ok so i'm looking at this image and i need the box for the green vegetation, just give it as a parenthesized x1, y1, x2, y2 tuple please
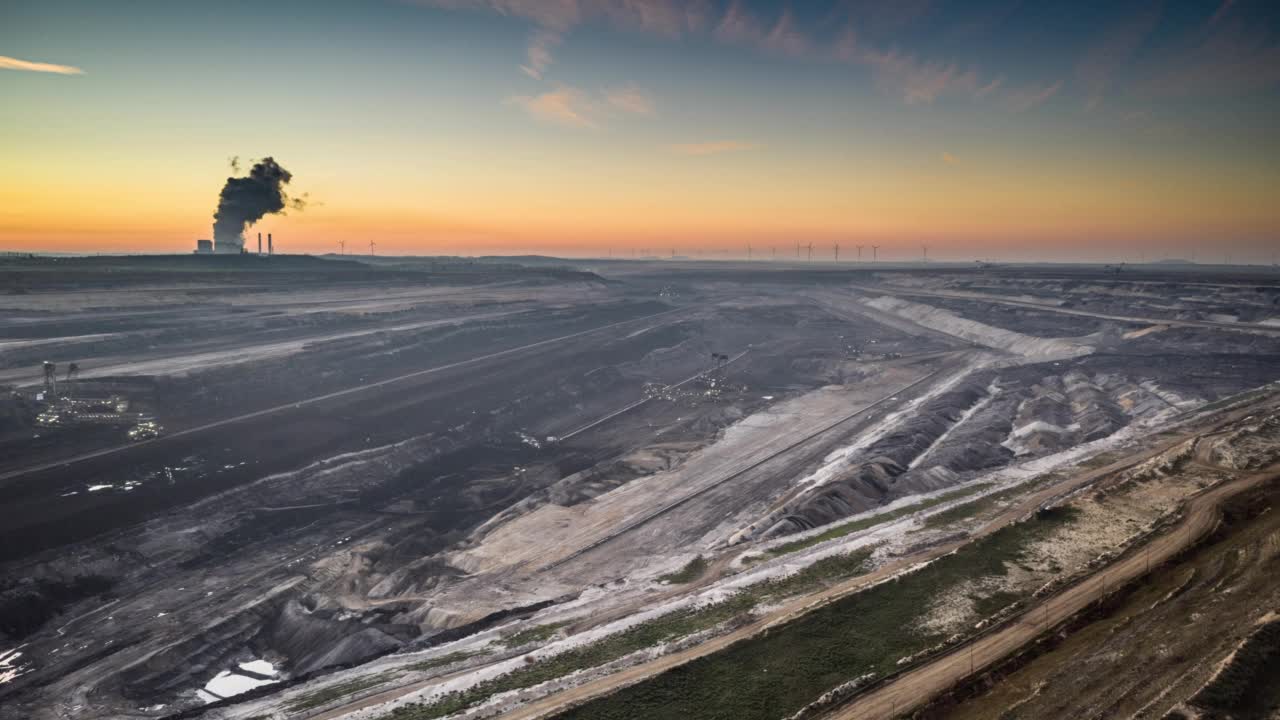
(766, 484, 992, 558)
(658, 555, 709, 584)
(288, 672, 400, 712)
(921, 494, 1001, 529)
(504, 621, 568, 647)
(384, 548, 878, 720)
(971, 590, 1022, 617)
(1194, 384, 1276, 415)
(555, 506, 1080, 720)
(408, 650, 485, 672)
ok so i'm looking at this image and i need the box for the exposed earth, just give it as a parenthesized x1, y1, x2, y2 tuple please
(1, 255, 1278, 720)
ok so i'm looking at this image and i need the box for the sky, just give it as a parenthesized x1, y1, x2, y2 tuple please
(2, 0, 1279, 261)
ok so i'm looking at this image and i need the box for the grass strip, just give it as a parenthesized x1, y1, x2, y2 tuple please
(407, 650, 486, 672)
(657, 555, 708, 584)
(288, 672, 400, 712)
(557, 506, 1080, 720)
(504, 622, 569, 647)
(384, 548, 878, 719)
(767, 484, 992, 557)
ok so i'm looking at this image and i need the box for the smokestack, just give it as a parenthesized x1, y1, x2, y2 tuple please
(212, 157, 299, 253)
(258, 232, 262, 255)
(268, 233, 273, 255)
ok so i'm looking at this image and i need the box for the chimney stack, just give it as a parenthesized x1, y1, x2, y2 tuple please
(258, 233, 262, 254)
(268, 233, 273, 255)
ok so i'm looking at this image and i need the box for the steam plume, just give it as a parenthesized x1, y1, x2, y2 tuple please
(212, 157, 299, 253)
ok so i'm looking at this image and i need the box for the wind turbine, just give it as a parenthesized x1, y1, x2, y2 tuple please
(806, 242, 814, 262)
(921, 244, 928, 263)
(747, 244, 752, 261)
(338, 239, 345, 255)
(856, 245, 864, 262)
(872, 245, 880, 262)
(834, 243, 840, 262)
(369, 240, 376, 256)
(796, 240, 801, 259)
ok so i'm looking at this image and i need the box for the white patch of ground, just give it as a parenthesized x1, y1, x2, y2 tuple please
(917, 466, 1211, 637)
(862, 295, 1093, 360)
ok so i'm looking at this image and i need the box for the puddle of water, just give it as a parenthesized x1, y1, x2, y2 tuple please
(197, 658, 279, 703)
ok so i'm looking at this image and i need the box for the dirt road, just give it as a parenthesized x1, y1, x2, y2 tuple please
(297, 395, 1275, 720)
(451, 410, 1266, 720)
(823, 466, 1278, 719)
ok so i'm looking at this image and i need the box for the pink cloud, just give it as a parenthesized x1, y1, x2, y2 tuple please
(1004, 79, 1063, 112)
(605, 85, 656, 115)
(507, 86, 598, 127)
(417, 0, 707, 77)
(1137, 14, 1280, 98)
(857, 47, 981, 104)
(0, 55, 84, 75)
(1075, 3, 1162, 108)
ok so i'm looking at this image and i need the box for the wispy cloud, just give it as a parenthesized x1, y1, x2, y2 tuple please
(508, 84, 656, 127)
(1004, 79, 1062, 111)
(605, 85, 655, 115)
(0, 55, 84, 75)
(520, 29, 561, 79)
(416, 0, 707, 78)
(1136, 10, 1280, 98)
(1208, 0, 1235, 25)
(420, 1, 1051, 112)
(508, 86, 598, 127)
(1075, 3, 1162, 109)
(714, 3, 809, 56)
(668, 140, 759, 156)
(857, 47, 982, 104)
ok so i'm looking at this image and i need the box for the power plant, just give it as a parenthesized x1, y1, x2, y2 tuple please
(195, 230, 275, 255)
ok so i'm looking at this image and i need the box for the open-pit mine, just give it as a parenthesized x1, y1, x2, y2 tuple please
(2, 255, 1279, 720)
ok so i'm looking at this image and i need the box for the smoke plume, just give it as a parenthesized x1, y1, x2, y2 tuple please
(212, 157, 300, 253)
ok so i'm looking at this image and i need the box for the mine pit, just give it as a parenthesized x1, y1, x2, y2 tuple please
(1, 259, 1278, 720)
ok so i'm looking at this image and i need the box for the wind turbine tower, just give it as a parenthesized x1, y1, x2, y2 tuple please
(834, 243, 840, 262)
(806, 242, 814, 262)
(369, 240, 376, 256)
(856, 245, 864, 262)
(872, 245, 880, 262)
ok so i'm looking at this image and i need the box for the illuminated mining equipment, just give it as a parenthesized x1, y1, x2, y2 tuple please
(128, 419, 162, 441)
(42, 361, 58, 398)
(701, 352, 731, 394)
